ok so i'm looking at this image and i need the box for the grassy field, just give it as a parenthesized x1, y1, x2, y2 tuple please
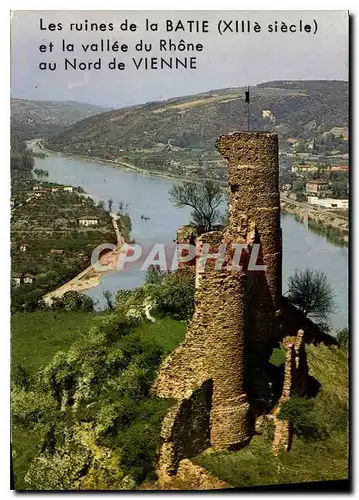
(136, 318, 186, 355)
(11, 311, 108, 376)
(194, 344, 348, 488)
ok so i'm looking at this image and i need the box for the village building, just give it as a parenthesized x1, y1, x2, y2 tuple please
(10, 199, 15, 209)
(305, 179, 329, 197)
(287, 138, 298, 146)
(11, 273, 22, 286)
(49, 249, 65, 255)
(63, 186, 74, 192)
(19, 244, 28, 252)
(308, 198, 349, 209)
(77, 216, 100, 227)
(23, 273, 36, 284)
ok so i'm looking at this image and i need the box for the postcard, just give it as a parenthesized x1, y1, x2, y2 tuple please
(10, 10, 349, 491)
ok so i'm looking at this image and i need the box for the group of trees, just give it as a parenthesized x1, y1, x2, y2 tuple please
(33, 168, 49, 180)
(11, 288, 95, 314)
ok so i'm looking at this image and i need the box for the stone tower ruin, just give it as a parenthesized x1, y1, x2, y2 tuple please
(152, 131, 337, 483)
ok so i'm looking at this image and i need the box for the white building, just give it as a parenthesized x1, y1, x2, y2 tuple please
(63, 186, 74, 192)
(11, 274, 22, 286)
(309, 198, 348, 209)
(23, 274, 35, 284)
(77, 216, 100, 227)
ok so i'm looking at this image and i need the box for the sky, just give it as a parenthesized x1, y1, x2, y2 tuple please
(10, 10, 348, 108)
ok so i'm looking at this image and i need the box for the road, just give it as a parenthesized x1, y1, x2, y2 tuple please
(280, 194, 347, 219)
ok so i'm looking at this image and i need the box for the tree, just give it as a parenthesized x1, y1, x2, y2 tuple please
(169, 180, 224, 233)
(103, 290, 114, 311)
(108, 199, 113, 213)
(336, 327, 348, 348)
(286, 269, 335, 322)
(331, 180, 348, 199)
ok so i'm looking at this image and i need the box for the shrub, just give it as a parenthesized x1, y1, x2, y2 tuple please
(155, 270, 195, 320)
(116, 269, 195, 322)
(277, 394, 321, 440)
(51, 292, 94, 312)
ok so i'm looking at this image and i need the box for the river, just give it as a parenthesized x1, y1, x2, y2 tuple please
(33, 151, 349, 330)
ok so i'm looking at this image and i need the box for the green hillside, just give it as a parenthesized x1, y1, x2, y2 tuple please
(11, 309, 347, 490)
(11, 98, 108, 146)
(45, 80, 348, 159)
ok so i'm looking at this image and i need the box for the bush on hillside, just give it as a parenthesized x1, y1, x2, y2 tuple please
(336, 327, 348, 349)
(50, 292, 94, 312)
(277, 394, 321, 440)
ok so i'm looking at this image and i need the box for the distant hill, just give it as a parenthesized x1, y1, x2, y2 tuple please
(45, 80, 348, 157)
(11, 98, 108, 146)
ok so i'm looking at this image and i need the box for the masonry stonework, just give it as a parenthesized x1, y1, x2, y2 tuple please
(153, 132, 282, 478)
(153, 132, 335, 485)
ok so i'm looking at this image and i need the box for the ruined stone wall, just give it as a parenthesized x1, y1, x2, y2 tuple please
(272, 330, 309, 455)
(151, 132, 329, 483)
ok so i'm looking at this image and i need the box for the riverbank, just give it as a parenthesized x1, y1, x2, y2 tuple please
(43, 213, 126, 302)
(35, 140, 218, 185)
(281, 201, 349, 247)
(281, 198, 348, 247)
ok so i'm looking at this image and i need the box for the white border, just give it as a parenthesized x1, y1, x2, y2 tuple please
(3, 2, 355, 498)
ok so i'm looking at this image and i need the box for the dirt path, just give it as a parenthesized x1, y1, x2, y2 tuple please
(43, 214, 125, 304)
